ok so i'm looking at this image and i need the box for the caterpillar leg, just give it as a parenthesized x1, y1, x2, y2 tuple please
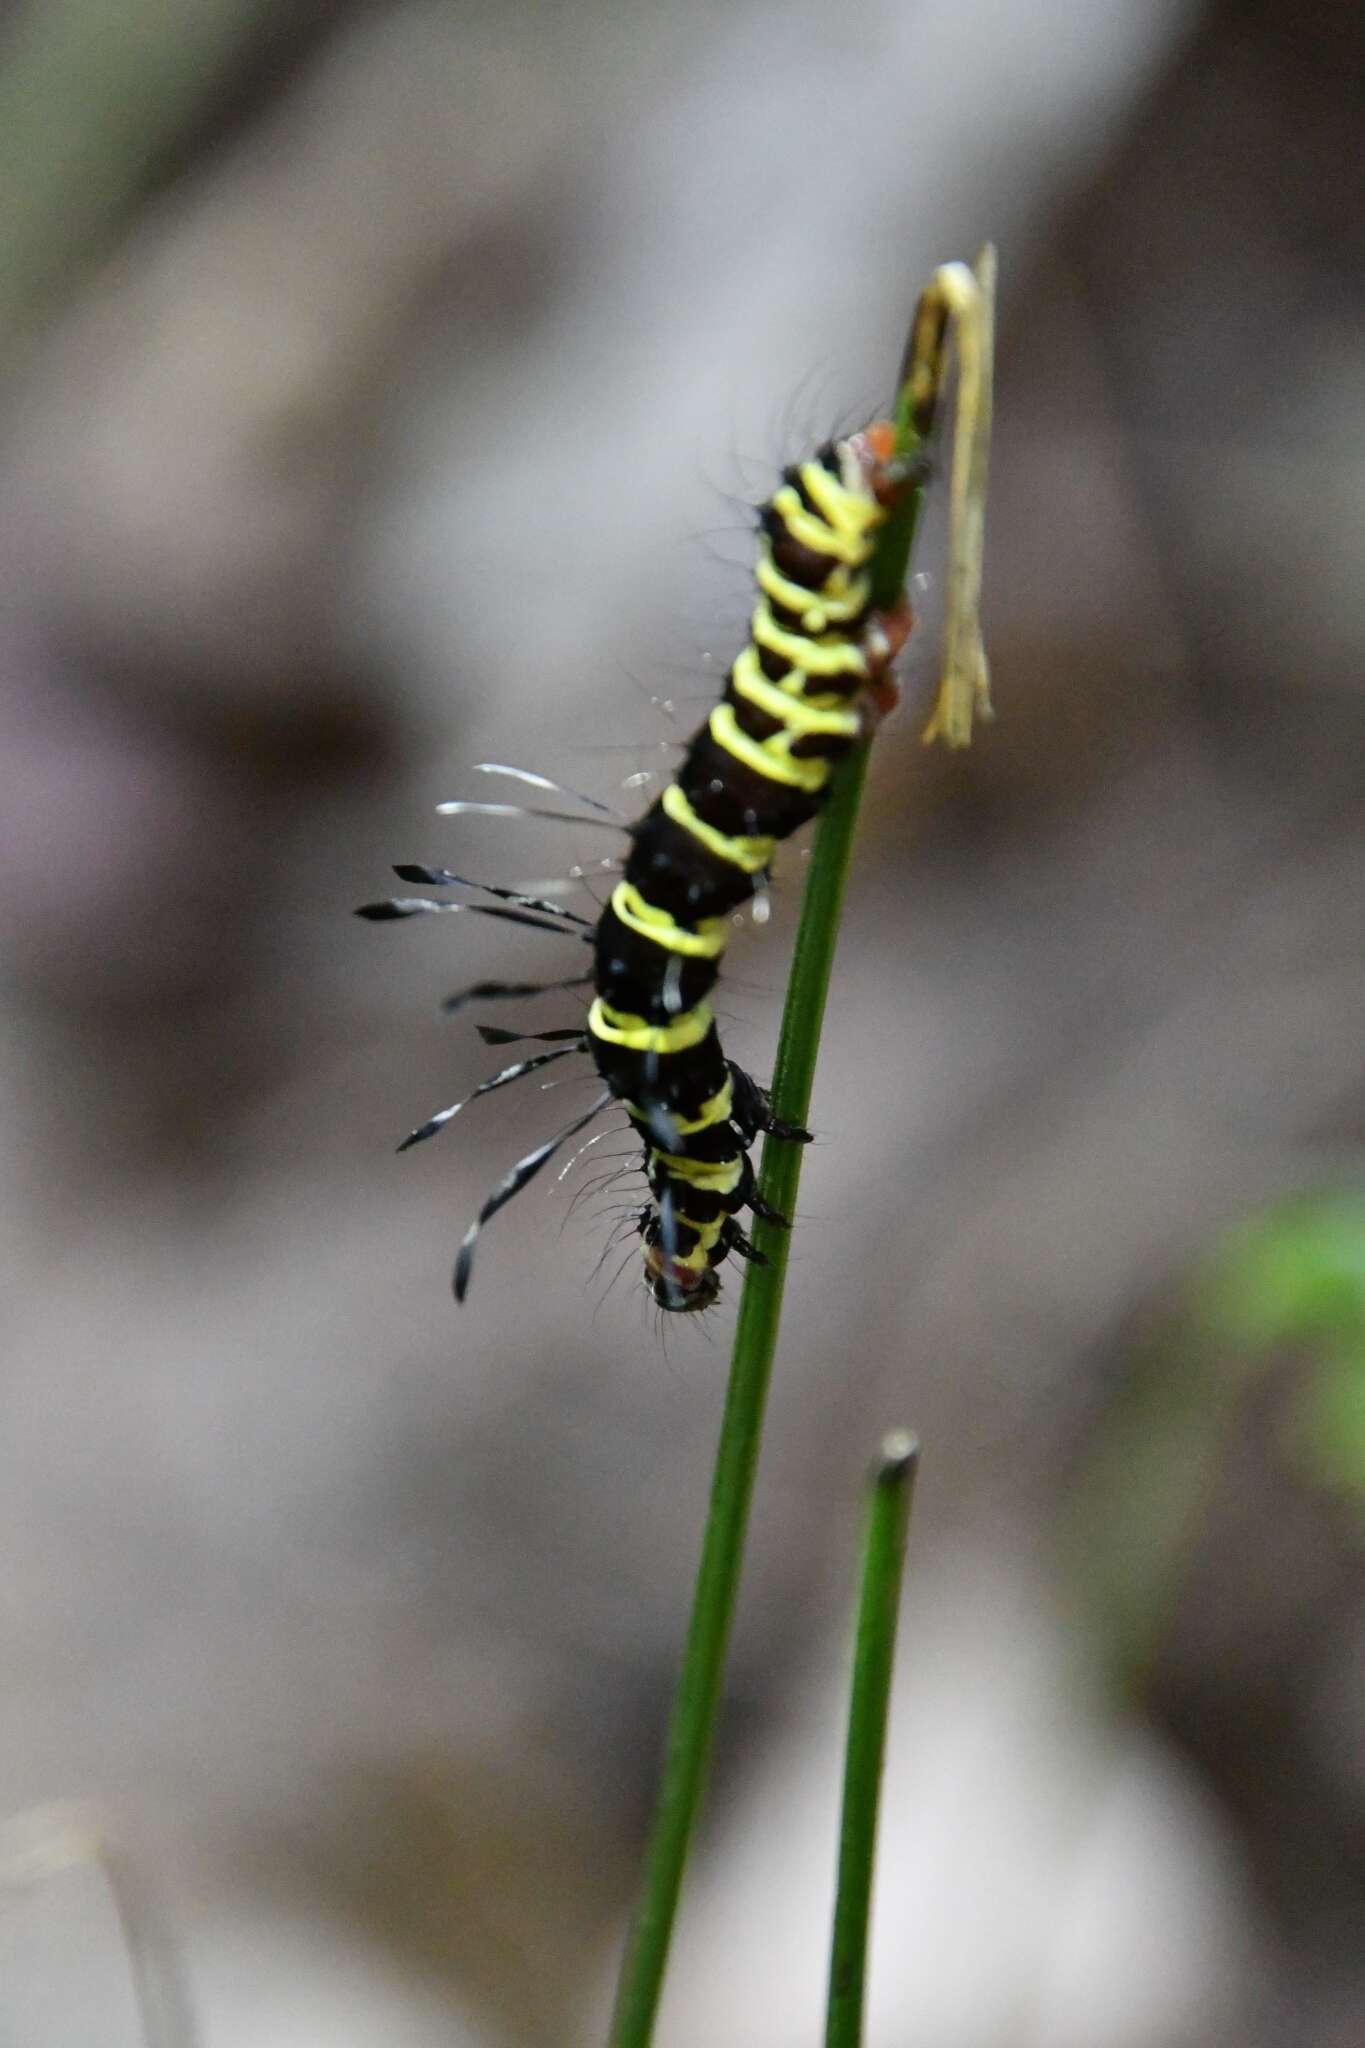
(748, 1187, 793, 1230)
(898, 244, 995, 749)
(862, 594, 916, 722)
(727, 1061, 812, 1146)
(724, 1221, 769, 1268)
(764, 1115, 811, 1144)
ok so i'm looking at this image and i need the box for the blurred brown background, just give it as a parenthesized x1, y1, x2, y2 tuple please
(1, 1, 1362, 2042)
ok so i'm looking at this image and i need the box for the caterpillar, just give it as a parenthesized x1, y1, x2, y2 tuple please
(359, 250, 995, 1313)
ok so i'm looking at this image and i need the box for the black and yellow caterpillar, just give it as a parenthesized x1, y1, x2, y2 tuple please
(360, 251, 994, 1312)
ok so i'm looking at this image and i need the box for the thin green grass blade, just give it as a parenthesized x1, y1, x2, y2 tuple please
(825, 1431, 920, 2048)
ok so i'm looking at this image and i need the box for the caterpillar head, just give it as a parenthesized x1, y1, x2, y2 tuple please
(643, 1241, 722, 1314)
(848, 418, 921, 506)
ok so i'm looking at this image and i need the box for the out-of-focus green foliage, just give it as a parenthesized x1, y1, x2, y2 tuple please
(1063, 1189, 1365, 1690)
(1202, 1194, 1365, 1514)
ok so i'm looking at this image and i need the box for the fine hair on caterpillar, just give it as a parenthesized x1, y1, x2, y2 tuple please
(358, 250, 995, 1315)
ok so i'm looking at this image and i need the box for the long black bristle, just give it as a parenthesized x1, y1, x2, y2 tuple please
(397, 1047, 578, 1152)
(454, 1092, 612, 1301)
(441, 976, 593, 1016)
(391, 866, 593, 926)
(475, 1025, 586, 1047)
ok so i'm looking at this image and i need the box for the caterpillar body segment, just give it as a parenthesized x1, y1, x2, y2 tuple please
(588, 426, 909, 1310)
(362, 250, 995, 1312)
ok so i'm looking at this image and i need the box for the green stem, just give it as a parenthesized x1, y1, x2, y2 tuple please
(606, 452, 931, 2048)
(825, 1432, 919, 2048)
(606, 737, 873, 2048)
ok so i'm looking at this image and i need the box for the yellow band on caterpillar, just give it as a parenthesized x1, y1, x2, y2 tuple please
(668, 1211, 726, 1265)
(755, 547, 870, 631)
(610, 880, 729, 959)
(661, 1229, 721, 1276)
(650, 1151, 745, 1195)
(750, 603, 869, 681)
(588, 996, 713, 1056)
(732, 647, 863, 739)
(798, 459, 886, 540)
(769, 484, 875, 569)
(677, 1211, 724, 1238)
(662, 782, 773, 874)
(709, 703, 831, 793)
(682, 1215, 726, 1266)
(629, 1075, 733, 1134)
